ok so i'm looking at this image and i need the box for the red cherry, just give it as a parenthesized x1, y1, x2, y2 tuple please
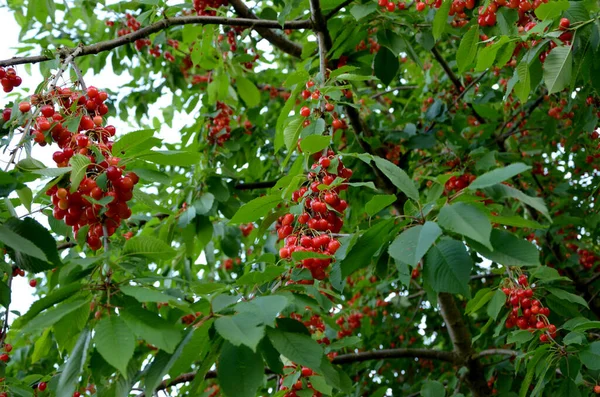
(18, 102, 31, 112)
(332, 119, 343, 130)
(87, 86, 99, 98)
(106, 166, 122, 181)
(300, 106, 311, 117)
(559, 18, 570, 30)
(416, 1, 426, 11)
(594, 385, 600, 394)
(386, 2, 395, 11)
(0, 353, 9, 362)
(4, 344, 12, 352)
(75, 134, 89, 147)
(38, 382, 47, 392)
(29, 279, 37, 287)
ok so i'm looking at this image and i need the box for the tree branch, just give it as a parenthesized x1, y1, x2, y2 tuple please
(495, 93, 546, 145)
(474, 349, 518, 359)
(325, 0, 355, 19)
(438, 292, 490, 396)
(0, 16, 311, 67)
(229, 0, 304, 58)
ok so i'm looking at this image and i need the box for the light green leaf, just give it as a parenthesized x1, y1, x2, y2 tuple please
(365, 194, 397, 217)
(487, 289, 507, 320)
(372, 156, 419, 202)
(68, 154, 91, 193)
(300, 135, 330, 154)
(120, 285, 181, 304)
(12, 282, 82, 329)
(236, 266, 287, 286)
(229, 194, 282, 224)
(122, 236, 176, 260)
(468, 229, 540, 267)
(543, 46, 572, 94)
(438, 202, 492, 250)
(433, 0, 451, 40)
(388, 221, 442, 267)
(0, 224, 47, 262)
(22, 298, 91, 333)
(237, 76, 261, 108)
(236, 295, 290, 328)
(214, 312, 265, 351)
(421, 380, 446, 397)
(284, 116, 304, 151)
(465, 288, 494, 314)
(56, 329, 91, 397)
(457, 25, 480, 74)
(140, 150, 201, 166)
(535, 0, 570, 20)
(112, 129, 156, 156)
(514, 62, 531, 102)
(94, 316, 135, 376)
(350, 3, 377, 20)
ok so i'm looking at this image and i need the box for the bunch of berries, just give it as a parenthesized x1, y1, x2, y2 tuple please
(0, 67, 22, 93)
(335, 312, 363, 338)
(277, 152, 351, 280)
(444, 173, 475, 193)
(193, 0, 228, 16)
(577, 249, 598, 270)
(207, 101, 233, 145)
(502, 274, 557, 343)
(279, 365, 321, 397)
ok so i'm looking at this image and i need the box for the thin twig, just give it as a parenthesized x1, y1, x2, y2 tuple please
(371, 85, 418, 99)
(69, 59, 87, 91)
(325, 0, 355, 19)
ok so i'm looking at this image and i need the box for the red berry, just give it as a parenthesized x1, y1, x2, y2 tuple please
(29, 279, 37, 287)
(386, 2, 395, 11)
(416, 2, 426, 11)
(559, 18, 570, 30)
(0, 353, 9, 362)
(594, 385, 600, 394)
(3, 344, 12, 353)
(18, 102, 31, 112)
(87, 86, 99, 98)
(300, 106, 311, 117)
(38, 382, 47, 392)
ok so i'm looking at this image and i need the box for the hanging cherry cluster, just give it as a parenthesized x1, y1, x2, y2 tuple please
(276, 151, 352, 281)
(502, 274, 557, 343)
(0, 67, 22, 93)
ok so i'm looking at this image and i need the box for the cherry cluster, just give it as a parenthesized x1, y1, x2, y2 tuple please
(444, 173, 475, 193)
(502, 274, 557, 343)
(577, 248, 598, 270)
(290, 312, 331, 346)
(193, 0, 228, 16)
(335, 312, 363, 339)
(477, 0, 550, 27)
(181, 311, 203, 325)
(276, 152, 351, 281)
(0, 67, 22, 93)
(207, 101, 233, 145)
(279, 366, 321, 397)
(12, 85, 142, 250)
(239, 223, 254, 237)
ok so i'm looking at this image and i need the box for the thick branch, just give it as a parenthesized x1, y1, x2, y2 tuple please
(309, 0, 333, 53)
(438, 293, 490, 396)
(0, 16, 310, 67)
(147, 347, 457, 393)
(229, 0, 304, 58)
(474, 349, 518, 359)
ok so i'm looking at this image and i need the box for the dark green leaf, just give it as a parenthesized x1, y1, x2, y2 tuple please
(423, 239, 472, 296)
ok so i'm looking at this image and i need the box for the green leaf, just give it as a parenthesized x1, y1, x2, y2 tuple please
(374, 47, 399, 86)
(193, 193, 215, 215)
(31, 328, 53, 364)
(217, 342, 264, 397)
(579, 342, 600, 370)
(483, 184, 550, 221)
(267, 328, 323, 370)
(438, 203, 492, 250)
(350, 3, 377, 20)
(508, 329, 535, 344)
(214, 312, 265, 351)
(57, 329, 91, 397)
(421, 380, 446, 397)
(121, 307, 182, 353)
(300, 135, 330, 154)
(433, 0, 451, 40)
(457, 25, 480, 74)
(145, 327, 199, 394)
(465, 288, 494, 314)
(120, 285, 181, 304)
(236, 295, 290, 328)
(22, 298, 91, 333)
(112, 129, 156, 156)
(236, 266, 286, 286)
(291, 251, 332, 261)
(469, 229, 540, 267)
(284, 116, 304, 151)
(365, 194, 397, 217)
(229, 194, 282, 224)
(339, 219, 397, 279)
(94, 316, 135, 376)
(543, 46, 572, 94)
(514, 62, 531, 102)
(423, 239, 472, 296)
(487, 289, 507, 320)
(237, 76, 261, 108)
(372, 156, 419, 202)
(0, 224, 47, 262)
(534, 0, 570, 20)
(496, 8, 519, 35)
(169, 319, 214, 378)
(68, 154, 91, 193)
(475, 41, 503, 72)
(546, 287, 589, 308)
(388, 221, 442, 267)
(122, 236, 176, 260)
(140, 150, 201, 166)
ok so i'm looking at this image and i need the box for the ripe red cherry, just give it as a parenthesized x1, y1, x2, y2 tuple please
(332, 119, 343, 130)
(559, 18, 570, 30)
(319, 157, 331, 168)
(40, 104, 54, 117)
(93, 116, 103, 126)
(4, 344, 12, 352)
(0, 353, 9, 362)
(75, 134, 89, 147)
(594, 385, 600, 394)
(18, 102, 31, 112)
(378, 0, 388, 5)
(416, 1, 426, 11)
(106, 166, 122, 181)
(306, 81, 315, 88)
(386, 2, 395, 11)
(52, 151, 66, 163)
(38, 382, 47, 392)
(301, 367, 313, 377)
(87, 86, 99, 98)
(325, 103, 334, 112)
(301, 90, 311, 100)
(73, 392, 82, 397)
(117, 176, 134, 191)
(300, 106, 311, 117)
(29, 279, 37, 287)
